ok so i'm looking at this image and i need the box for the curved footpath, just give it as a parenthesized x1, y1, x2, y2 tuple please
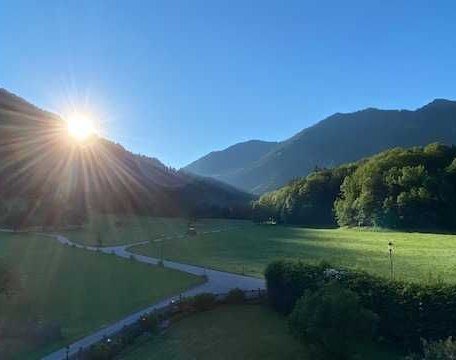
(41, 232, 265, 360)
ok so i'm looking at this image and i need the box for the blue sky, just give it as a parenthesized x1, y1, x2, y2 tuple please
(1, 1, 455, 167)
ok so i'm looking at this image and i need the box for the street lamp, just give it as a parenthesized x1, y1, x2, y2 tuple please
(388, 241, 394, 281)
(154, 239, 164, 266)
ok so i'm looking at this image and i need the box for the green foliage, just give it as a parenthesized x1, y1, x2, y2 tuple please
(225, 288, 246, 304)
(289, 283, 378, 360)
(265, 260, 456, 351)
(406, 337, 456, 360)
(335, 144, 456, 230)
(139, 313, 159, 333)
(255, 143, 456, 231)
(253, 164, 358, 226)
(265, 260, 326, 314)
(191, 293, 217, 312)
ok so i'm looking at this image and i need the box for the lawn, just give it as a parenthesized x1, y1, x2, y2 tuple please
(119, 305, 399, 360)
(60, 213, 249, 246)
(0, 233, 202, 359)
(131, 223, 456, 283)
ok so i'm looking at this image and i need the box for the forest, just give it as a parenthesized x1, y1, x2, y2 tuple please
(253, 143, 456, 231)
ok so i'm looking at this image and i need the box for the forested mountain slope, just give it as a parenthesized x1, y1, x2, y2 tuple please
(185, 99, 456, 194)
(0, 89, 252, 227)
(254, 143, 456, 231)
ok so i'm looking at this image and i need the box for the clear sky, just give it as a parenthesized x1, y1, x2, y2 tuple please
(1, 0, 455, 168)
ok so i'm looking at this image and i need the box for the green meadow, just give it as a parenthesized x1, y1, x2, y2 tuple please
(131, 222, 456, 283)
(119, 305, 399, 360)
(61, 214, 249, 246)
(0, 232, 202, 359)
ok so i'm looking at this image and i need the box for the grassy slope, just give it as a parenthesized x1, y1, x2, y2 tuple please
(0, 233, 202, 359)
(120, 305, 399, 360)
(61, 214, 249, 246)
(132, 224, 456, 283)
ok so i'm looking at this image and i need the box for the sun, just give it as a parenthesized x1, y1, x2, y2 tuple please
(66, 114, 96, 141)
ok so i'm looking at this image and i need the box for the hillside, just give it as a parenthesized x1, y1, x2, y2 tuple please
(184, 99, 456, 194)
(184, 140, 278, 180)
(0, 89, 252, 227)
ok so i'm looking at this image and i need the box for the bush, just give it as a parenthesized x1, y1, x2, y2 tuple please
(225, 288, 246, 304)
(289, 283, 378, 360)
(406, 337, 456, 360)
(138, 313, 158, 333)
(87, 342, 112, 360)
(265, 260, 327, 314)
(265, 260, 456, 351)
(192, 293, 216, 312)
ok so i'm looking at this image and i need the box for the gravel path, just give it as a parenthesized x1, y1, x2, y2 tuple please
(41, 231, 265, 360)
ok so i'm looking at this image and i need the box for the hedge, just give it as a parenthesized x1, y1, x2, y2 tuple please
(265, 260, 456, 350)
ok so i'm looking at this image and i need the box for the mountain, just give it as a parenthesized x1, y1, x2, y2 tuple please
(185, 140, 278, 180)
(183, 99, 456, 194)
(0, 88, 252, 227)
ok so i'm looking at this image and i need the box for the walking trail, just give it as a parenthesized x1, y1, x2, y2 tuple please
(41, 229, 265, 360)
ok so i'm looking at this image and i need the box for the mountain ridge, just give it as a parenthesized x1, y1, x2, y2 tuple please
(0, 89, 253, 227)
(183, 99, 456, 194)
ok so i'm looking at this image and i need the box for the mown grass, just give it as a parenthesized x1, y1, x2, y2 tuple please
(0, 233, 202, 359)
(131, 223, 456, 283)
(119, 305, 399, 360)
(61, 214, 249, 246)
(120, 305, 307, 360)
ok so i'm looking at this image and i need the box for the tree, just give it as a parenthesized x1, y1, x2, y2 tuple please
(254, 164, 358, 226)
(334, 144, 456, 230)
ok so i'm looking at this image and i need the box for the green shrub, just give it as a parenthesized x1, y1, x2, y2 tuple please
(88, 342, 112, 360)
(192, 293, 217, 312)
(265, 260, 327, 314)
(265, 260, 456, 351)
(138, 313, 158, 333)
(289, 282, 378, 360)
(405, 337, 456, 360)
(225, 288, 246, 304)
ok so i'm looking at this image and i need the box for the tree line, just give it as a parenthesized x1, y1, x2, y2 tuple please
(253, 143, 456, 231)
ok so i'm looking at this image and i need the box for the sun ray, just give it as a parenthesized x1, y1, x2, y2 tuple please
(66, 113, 95, 141)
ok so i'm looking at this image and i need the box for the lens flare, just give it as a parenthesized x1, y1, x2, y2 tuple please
(66, 114, 95, 141)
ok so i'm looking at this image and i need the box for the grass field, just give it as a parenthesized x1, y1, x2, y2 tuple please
(120, 305, 307, 359)
(61, 214, 249, 246)
(131, 223, 456, 283)
(119, 305, 399, 360)
(0, 233, 202, 359)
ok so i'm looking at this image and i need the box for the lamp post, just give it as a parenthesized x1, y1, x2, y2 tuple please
(154, 239, 164, 266)
(388, 241, 394, 280)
